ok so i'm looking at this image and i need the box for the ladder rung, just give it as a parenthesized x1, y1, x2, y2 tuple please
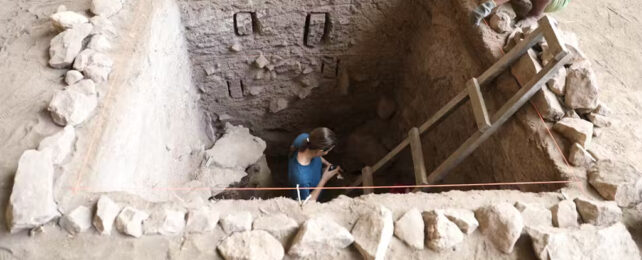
(467, 78, 491, 132)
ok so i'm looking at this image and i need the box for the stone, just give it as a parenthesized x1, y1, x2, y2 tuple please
(255, 53, 269, 68)
(57, 5, 67, 12)
(48, 23, 93, 69)
(68, 79, 97, 96)
(393, 208, 424, 250)
(490, 11, 512, 33)
(442, 208, 478, 235)
(504, 28, 524, 51)
(115, 206, 149, 238)
(90, 0, 124, 18)
(514, 202, 552, 228)
(547, 66, 566, 96)
(37, 125, 76, 165)
(143, 208, 186, 236)
(269, 98, 288, 113)
(574, 198, 622, 226)
(217, 230, 284, 260)
(586, 113, 612, 128)
(527, 223, 640, 260)
(93, 195, 121, 235)
(511, 0, 532, 18)
(73, 49, 113, 83)
(588, 160, 642, 207)
(551, 200, 579, 228)
(185, 207, 219, 234)
(288, 218, 354, 258)
(65, 70, 84, 85)
(553, 117, 593, 148)
(253, 214, 298, 245)
(423, 210, 464, 252)
(569, 143, 595, 167)
(377, 96, 396, 120)
(511, 49, 541, 82)
(565, 62, 599, 110)
(593, 103, 610, 116)
(48, 88, 98, 126)
(204, 123, 266, 170)
(475, 203, 524, 254)
(89, 15, 116, 37)
(87, 34, 112, 52)
(220, 212, 253, 234)
(230, 42, 242, 52)
(59, 206, 92, 235)
(352, 206, 394, 260)
(50, 11, 89, 30)
(5, 150, 60, 233)
(532, 86, 564, 122)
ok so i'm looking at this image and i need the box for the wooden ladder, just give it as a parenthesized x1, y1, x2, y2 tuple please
(353, 16, 570, 194)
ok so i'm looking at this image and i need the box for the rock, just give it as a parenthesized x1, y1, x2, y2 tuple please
(87, 34, 112, 52)
(65, 70, 84, 85)
(553, 117, 593, 148)
(185, 207, 219, 234)
(253, 214, 298, 245)
(37, 125, 75, 165)
(56, 5, 67, 12)
(511, 49, 541, 82)
(442, 208, 479, 235)
(220, 212, 253, 234)
(73, 49, 113, 83)
(217, 230, 284, 260)
(246, 156, 273, 197)
(504, 28, 524, 51)
(255, 53, 269, 68)
(50, 11, 89, 30)
(89, 15, 116, 37)
(68, 79, 97, 96)
(5, 150, 60, 233)
(393, 208, 424, 250)
(532, 86, 565, 122)
(115, 206, 149, 238)
(490, 11, 512, 33)
(288, 218, 354, 258)
(565, 109, 580, 119)
(48, 88, 98, 126)
(90, 0, 124, 18)
(204, 123, 266, 170)
(588, 160, 642, 207)
(565, 62, 599, 110)
(423, 210, 464, 252)
(48, 23, 93, 69)
(352, 206, 394, 260)
(547, 66, 566, 96)
(230, 42, 243, 52)
(514, 202, 552, 228)
(593, 103, 610, 116)
(574, 198, 622, 226)
(586, 113, 612, 128)
(59, 206, 92, 235)
(93, 195, 121, 235)
(527, 223, 640, 260)
(377, 96, 396, 120)
(475, 203, 524, 254)
(551, 200, 579, 228)
(511, 0, 532, 18)
(569, 143, 595, 167)
(269, 98, 288, 113)
(143, 208, 186, 236)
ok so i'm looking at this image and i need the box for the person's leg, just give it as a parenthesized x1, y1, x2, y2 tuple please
(529, 0, 552, 18)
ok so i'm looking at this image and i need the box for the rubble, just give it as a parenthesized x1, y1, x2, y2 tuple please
(475, 203, 524, 254)
(532, 86, 564, 122)
(568, 143, 595, 167)
(546, 66, 566, 96)
(489, 11, 512, 33)
(90, 0, 124, 18)
(59, 206, 92, 235)
(89, 15, 116, 37)
(442, 208, 479, 235)
(565, 62, 599, 110)
(593, 103, 610, 116)
(514, 202, 552, 228)
(551, 200, 579, 228)
(269, 98, 288, 113)
(255, 53, 269, 69)
(143, 208, 186, 236)
(553, 117, 593, 148)
(93, 195, 121, 235)
(393, 208, 424, 250)
(352, 206, 394, 260)
(423, 210, 464, 252)
(586, 113, 612, 128)
(204, 123, 266, 170)
(288, 218, 354, 258)
(220, 212, 253, 234)
(252, 213, 298, 245)
(65, 70, 84, 85)
(574, 198, 622, 226)
(185, 207, 219, 234)
(37, 125, 76, 165)
(48, 23, 93, 68)
(88, 34, 112, 52)
(588, 160, 642, 207)
(48, 87, 98, 126)
(50, 11, 88, 31)
(217, 230, 284, 260)
(73, 49, 114, 83)
(115, 206, 149, 238)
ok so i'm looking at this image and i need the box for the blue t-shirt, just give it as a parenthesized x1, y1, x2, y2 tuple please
(288, 133, 322, 200)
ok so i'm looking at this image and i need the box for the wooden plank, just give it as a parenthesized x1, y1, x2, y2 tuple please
(427, 52, 570, 184)
(362, 166, 374, 194)
(408, 127, 428, 185)
(418, 90, 469, 134)
(539, 16, 568, 62)
(467, 78, 491, 132)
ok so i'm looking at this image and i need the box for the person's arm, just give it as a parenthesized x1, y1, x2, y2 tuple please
(309, 166, 341, 201)
(529, 0, 552, 18)
(321, 157, 331, 167)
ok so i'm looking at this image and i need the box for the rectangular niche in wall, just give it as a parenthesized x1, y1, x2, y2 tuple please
(321, 57, 339, 78)
(227, 80, 244, 99)
(304, 12, 330, 47)
(234, 12, 257, 36)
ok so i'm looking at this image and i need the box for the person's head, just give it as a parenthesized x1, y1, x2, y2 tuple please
(298, 127, 337, 157)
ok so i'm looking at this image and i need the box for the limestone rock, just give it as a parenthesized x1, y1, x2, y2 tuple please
(220, 212, 253, 234)
(48, 88, 98, 126)
(393, 208, 424, 250)
(377, 96, 396, 120)
(527, 223, 640, 260)
(230, 42, 243, 52)
(547, 66, 566, 96)
(50, 11, 88, 31)
(423, 210, 464, 252)
(593, 103, 610, 116)
(514, 202, 552, 228)
(185, 207, 219, 234)
(255, 53, 269, 69)
(588, 160, 642, 207)
(252, 213, 298, 245)
(269, 98, 288, 113)
(532, 86, 564, 122)
(37, 125, 76, 165)
(574, 198, 622, 226)
(352, 206, 394, 260)
(90, 0, 124, 18)
(115, 206, 149, 238)
(73, 49, 113, 83)
(93, 195, 121, 235)
(89, 15, 116, 37)
(289, 218, 354, 258)
(68, 79, 97, 96)
(475, 203, 524, 254)
(490, 11, 512, 33)
(565, 62, 599, 110)
(553, 117, 593, 148)
(48, 23, 93, 69)
(217, 230, 284, 260)
(143, 208, 186, 236)
(65, 70, 84, 85)
(59, 206, 92, 235)
(511, 49, 541, 82)
(204, 123, 266, 170)
(5, 150, 60, 233)
(569, 143, 595, 167)
(586, 113, 612, 128)
(442, 208, 478, 235)
(551, 200, 579, 228)
(504, 28, 524, 51)
(87, 34, 112, 52)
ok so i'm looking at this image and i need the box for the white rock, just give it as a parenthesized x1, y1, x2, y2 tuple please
(89, 15, 116, 37)
(217, 230, 284, 260)
(252, 213, 298, 245)
(511, 49, 541, 82)
(574, 198, 622, 226)
(269, 98, 288, 113)
(423, 210, 464, 252)
(230, 42, 243, 52)
(593, 103, 610, 116)
(442, 208, 479, 235)
(87, 34, 112, 52)
(255, 53, 269, 68)
(588, 160, 642, 207)
(90, 0, 124, 18)
(59, 206, 92, 235)
(73, 49, 113, 83)
(569, 143, 595, 167)
(6, 150, 60, 233)
(143, 208, 186, 236)
(586, 113, 612, 128)
(547, 66, 566, 96)
(475, 203, 524, 254)
(393, 208, 424, 250)
(551, 200, 579, 228)
(93, 195, 121, 235)
(67, 79, 97, 96)
(490, 11, 512, 33)
(553, 117, 593, 148)
(220, 212, 253, 234)
(352, 206, 394, 260)
(48, 88, 98, 126)
(204, 123, 266, 170)
(65, 70, 84, 85)
(532, 86, 564, 122)
(185, 207, 219, 234)
(50, 11, 89, 30)
(115, 206, 149, 238)
(56, 5, 67, 12)
(289, 218, 354, 258)
(565, 62, 599, 110)
(514, 202, 552, 228)
(37, 125, 75, 165)
(48, 23, 93, 69)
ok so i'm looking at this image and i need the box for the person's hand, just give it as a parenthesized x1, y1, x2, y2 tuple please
(322, 166, 342, 181)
